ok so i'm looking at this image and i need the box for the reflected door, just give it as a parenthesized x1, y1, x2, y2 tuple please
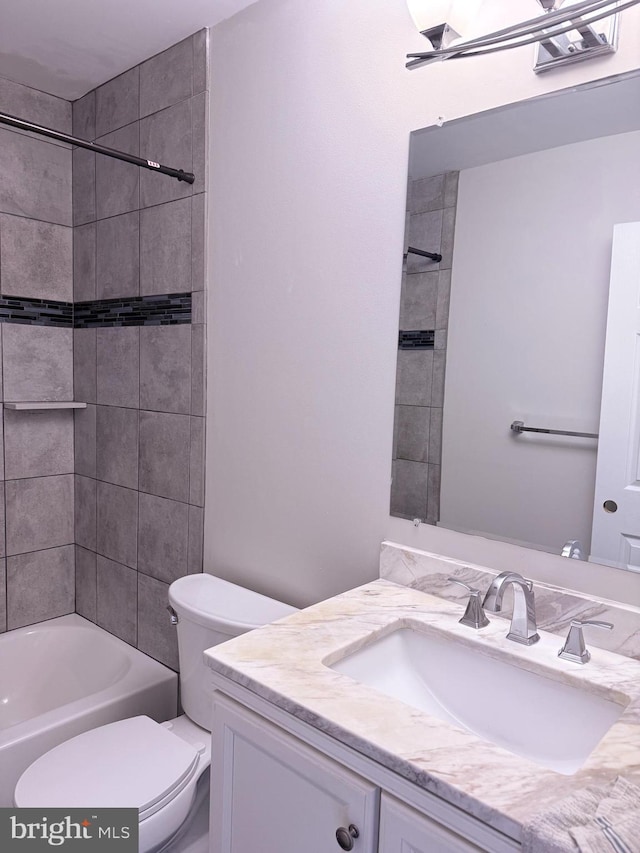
(591, 222, 640, 570)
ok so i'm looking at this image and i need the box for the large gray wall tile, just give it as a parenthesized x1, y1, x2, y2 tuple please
(432, 350, 446, 407)
(390, 459, 429, 520)
(75, 545, 96, 622)
(74, 404, 96, 477)
(0, 214, 72, 301)
(74, 328, 97, 404)
(3, 325, 73, 402)
(191, 193, 205, 293)
(137, 573, 178, 670)
(73, 222, 96, 301)
(188, 505, 203, 574)
(140, 198, 191, 295)
(96, 327, 139, 408)
(72, 147, 96, 226)
(395, 406, 430, 463)
(140, 39, 192, 118)
(140, 101, 192, 208)
(96, 481, 138, 568)
(139, 410, 190, 502)
(0, 129, 72, 225)
(191, 325, 205, 416)
(407, 210, 443, 274)
(0, 78, 71, 135)
(189, 417, 204, 506)
(6, 475, 74, 556)
(140, 325, 191, 414)
(96, 68, 139, 138)
(96, 211, 140, 299)
(193, 30, 208, 95)
(440, 206, 456, 269)
(138, 492, 188, 583)
(191, 92, 207, 196)
(75, 475, 96, 551)
(4, 409, 74, 479)
(427, 464, 441, 524)
(429, 407, 443, 465)
(444, 171, 459, 209)
(7, 545, 75, 630)
(95, 123, 140, 220)
(73, 91, 96, 140)
(409, 174, 444, 215)
(96, 405, 139, 489)
(0, 495, 6, 558)
(400, 271, 438, 331)
(0, 559, 5, 632)
(395, 350, 433, 407)
(0, 416, 5, 478)
(436, 269, 451, 330)
(96, 555, 137, 644)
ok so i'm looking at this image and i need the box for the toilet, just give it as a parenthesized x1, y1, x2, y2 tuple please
(14, 574, 298, 853)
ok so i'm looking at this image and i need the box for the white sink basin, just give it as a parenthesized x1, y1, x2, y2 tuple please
(329, 627, 625, 774)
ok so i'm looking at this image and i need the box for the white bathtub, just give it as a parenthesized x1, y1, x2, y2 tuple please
(0, 613, 178, 806)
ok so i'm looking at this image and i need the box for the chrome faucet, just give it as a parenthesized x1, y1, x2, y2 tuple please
(482, 572, 540, 646)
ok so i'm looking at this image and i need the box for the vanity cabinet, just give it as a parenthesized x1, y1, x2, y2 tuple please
(211, 695, 501, 853)
(210, 696, 379, 853)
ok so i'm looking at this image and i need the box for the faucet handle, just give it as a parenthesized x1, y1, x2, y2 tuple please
(558, 619, 613, 664)
(447, 578, 490, 629)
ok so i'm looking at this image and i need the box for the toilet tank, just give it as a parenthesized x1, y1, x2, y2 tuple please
(168, 574, 298, 730)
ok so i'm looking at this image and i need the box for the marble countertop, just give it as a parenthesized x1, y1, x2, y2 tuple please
(204, 579, 640, 841)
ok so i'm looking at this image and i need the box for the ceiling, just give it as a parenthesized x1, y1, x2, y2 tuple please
(0, 0, 257, 101)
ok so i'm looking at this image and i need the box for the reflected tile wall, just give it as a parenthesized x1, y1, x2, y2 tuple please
(391, 172, 458, 524)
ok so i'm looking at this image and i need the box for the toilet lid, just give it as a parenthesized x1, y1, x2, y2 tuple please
(15, 716, 200, 818)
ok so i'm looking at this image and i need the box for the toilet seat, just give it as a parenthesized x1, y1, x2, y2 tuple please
(15, 716, 203, 818)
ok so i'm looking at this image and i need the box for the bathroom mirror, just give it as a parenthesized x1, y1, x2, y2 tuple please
(392, 70, 640, 571)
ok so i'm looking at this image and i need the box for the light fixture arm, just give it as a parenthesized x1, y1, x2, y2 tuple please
(406, 0, 639, 72)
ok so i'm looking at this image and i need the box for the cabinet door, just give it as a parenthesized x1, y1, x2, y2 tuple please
(211, 696, 379, 853)
(379, 794, 486, 853)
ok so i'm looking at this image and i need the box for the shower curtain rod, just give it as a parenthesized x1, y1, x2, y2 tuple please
(0, 111, 195, 184)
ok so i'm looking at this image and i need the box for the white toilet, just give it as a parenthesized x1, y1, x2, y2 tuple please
(14, 574, 298, 853)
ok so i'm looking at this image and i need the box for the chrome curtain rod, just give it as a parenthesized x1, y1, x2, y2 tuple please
(0, 111, 195, 184)
(511, 420, 598, 439)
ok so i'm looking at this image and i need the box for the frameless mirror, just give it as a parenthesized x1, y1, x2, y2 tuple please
(391, 71, 640, 572)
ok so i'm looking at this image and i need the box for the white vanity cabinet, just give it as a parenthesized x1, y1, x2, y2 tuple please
(210, 696, 379, 853)
(210, 694, 513, 853)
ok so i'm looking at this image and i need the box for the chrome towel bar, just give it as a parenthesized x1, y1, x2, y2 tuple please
(510, 420, 598, 439)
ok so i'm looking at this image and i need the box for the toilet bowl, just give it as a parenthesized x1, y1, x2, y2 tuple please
(14, 575, 298, 853)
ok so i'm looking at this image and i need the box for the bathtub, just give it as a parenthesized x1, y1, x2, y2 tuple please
(0, 613, 178, 806)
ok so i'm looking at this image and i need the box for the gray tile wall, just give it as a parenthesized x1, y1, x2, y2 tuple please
(71, 31, 208, 671)
(391, 172, 458, 524)
(0, 78, 74, 634)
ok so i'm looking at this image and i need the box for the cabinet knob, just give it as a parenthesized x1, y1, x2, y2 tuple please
(335, 824, 359, 850)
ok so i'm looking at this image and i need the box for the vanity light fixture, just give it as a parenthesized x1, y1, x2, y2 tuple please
(406, 0, 640, 73)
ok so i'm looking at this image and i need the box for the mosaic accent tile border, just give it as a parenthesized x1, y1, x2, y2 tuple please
(398, 330, 435, 350)
(74, 293, 191, 329)
(0, 293, 192, 329)
(0, 296, 73, 328)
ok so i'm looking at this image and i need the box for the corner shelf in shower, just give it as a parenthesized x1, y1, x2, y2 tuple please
(3, 401, 87, 410)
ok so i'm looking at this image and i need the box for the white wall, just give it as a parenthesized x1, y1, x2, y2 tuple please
(441, 130, 640, 555)
(206, 0, 640, 608)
